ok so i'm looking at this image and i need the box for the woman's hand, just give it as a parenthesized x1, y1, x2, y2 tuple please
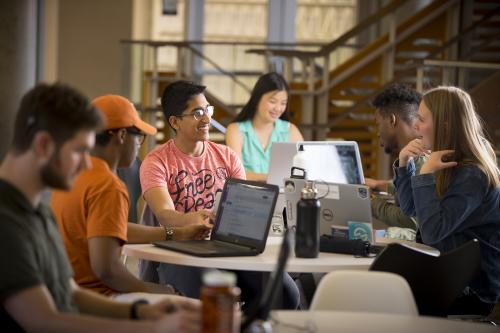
(399, 139, 429, 166)
(419, 150, 457, 174)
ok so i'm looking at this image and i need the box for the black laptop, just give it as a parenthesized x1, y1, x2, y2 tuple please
(153, 178, 279, 257)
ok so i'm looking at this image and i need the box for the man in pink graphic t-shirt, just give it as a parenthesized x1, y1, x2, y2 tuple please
(140, 81, 245, 230)
(138, 81, 299, 310)
(138, 80, 245, 296)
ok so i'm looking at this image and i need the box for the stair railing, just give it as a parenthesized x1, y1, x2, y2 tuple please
(415, 60, 500, 92)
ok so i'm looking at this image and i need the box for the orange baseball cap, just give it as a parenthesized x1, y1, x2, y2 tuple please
(92, 95, 157, 135)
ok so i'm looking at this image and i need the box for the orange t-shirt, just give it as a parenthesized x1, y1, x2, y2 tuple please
(51, 156, 128, 296)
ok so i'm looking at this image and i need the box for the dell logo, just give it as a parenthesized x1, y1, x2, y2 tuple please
(322, 209, 334, 221)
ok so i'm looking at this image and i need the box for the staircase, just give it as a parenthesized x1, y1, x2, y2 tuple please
(292, 0, 460, 178)
(460, 0, 500, 88)
(281, 0, 499, 178)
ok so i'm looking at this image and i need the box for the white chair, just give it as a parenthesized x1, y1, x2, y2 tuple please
(309, 270, 418, 315)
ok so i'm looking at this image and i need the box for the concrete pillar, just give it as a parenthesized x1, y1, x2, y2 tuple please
(267, 0, 296, 75)
(0, 0, 39, 160)
(268, 0, 296, 44)
(184, 0, 204, 79)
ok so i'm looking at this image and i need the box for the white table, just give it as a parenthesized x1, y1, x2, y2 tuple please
(270, 311, 498, 333)
(123, 237, 373, 273)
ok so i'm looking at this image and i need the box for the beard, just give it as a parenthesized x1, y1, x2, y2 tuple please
(40, 152, 71, 190)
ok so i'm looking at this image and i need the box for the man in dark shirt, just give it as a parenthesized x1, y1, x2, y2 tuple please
(365, 84, 422, 229)
(0, 83, 200, 333)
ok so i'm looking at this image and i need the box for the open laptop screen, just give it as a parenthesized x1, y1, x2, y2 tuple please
(213, 181, 277, 243)
(301, 141, 365, 184)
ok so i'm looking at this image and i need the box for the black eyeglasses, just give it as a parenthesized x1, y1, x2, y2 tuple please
(125, 127, 146, 145)
(177, 105, 214, 121)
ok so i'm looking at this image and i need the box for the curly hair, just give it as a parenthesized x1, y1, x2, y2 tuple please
(372, 84, 421, 125)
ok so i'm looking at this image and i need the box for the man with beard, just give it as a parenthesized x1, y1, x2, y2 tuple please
(0, 83, 201, 333)
(366, 84, 423, 229)
(51, 95, 211, 302)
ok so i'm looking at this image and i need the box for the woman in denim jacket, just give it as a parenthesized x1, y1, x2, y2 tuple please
(394, 86, 500, 315)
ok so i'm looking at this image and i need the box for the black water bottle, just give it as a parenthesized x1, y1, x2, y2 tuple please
(295, 181, 320, 258)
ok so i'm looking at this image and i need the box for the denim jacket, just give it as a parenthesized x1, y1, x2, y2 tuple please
(371, 156, 425, 230)
(394, 159, 500, 304)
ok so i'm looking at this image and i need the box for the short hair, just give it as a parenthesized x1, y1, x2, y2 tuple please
(95, 131, 114, 147)
(371, 84, 421, 125)
(233, 72, 290, 123)
(12, 83, 104, 153)
(161, 80, 206, 129)
(94, 126, 138, 147)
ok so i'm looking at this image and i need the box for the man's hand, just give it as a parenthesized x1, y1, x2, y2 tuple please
(133, 296, 201, 333)
(175, 223, 212, 240)
(139, 295, 201, 320)
(419, 150, 457, 174)
(180, 209, 214, 226)
(153, 310, 201, 333)
(399, 138, 430, 166)
(364, 178, 390, 192)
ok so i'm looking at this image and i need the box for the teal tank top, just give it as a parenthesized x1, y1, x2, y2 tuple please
(238, 119, 290, 173)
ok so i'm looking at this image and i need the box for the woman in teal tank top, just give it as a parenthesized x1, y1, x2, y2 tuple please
(226, 72, 303, 181)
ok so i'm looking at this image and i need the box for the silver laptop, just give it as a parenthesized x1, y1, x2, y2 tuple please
(267, 142, 298, 187)
(267, 141, 365, 187)
(153, 179, 279, 257)
(299, 141, 365, 184)
(283, 178, 372, 236)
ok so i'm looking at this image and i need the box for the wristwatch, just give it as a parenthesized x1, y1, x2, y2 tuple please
(164, 226, 174, 241)
(130, 299, 148, 319)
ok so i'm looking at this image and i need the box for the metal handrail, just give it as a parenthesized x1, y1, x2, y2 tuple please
(415, 60, 500, 92)
(420, 60, 500, 70)
(120, 39, 330, 48)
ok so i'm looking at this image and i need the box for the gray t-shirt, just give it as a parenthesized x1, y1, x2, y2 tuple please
(0, 180, 76, 330)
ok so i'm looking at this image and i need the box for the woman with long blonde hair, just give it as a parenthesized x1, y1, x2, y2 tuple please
(396, 86, 500, 315)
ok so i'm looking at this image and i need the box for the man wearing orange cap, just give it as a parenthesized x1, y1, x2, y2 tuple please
(51, 95, 210, 302)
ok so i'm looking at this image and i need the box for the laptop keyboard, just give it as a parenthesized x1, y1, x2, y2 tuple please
(172, 240, 251, 253)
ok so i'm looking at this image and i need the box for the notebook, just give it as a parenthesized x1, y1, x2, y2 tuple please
(283, 178, 372, 236)
(153, 179, 279, 257)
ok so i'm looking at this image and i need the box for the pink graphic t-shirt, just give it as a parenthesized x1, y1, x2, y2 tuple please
(140, 139, 246, 213)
